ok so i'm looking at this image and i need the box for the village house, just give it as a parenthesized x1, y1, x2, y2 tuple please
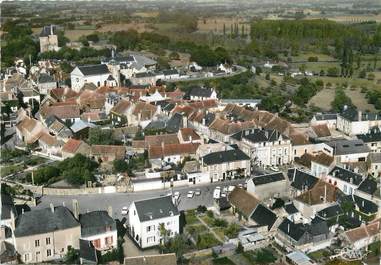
(79, 211, 117, 252)
(201, 148, 250, 182)
(208, 117, 256, 143)
(61, 139, 90, 159)
(287, 168, 319, 198)
(177, 128, 202, 144)
(148, 142, 200, 168)
(327, 139, 370, 164)
(126, 196, 180, 249)
(293, 180, 340, 219)
(40, 104, 81, 126)
(336, 108, 381, 135)
(110, 99, 132, 127)
(327, 166, 365, 195)
(37, 132, 62, 157)
(230, 128, 292, 167)
(247, 172, 288, 200)
(14, 205, 80, 264)
(15, 115, 49, 145)
(249, 204, 278, 232)
(367, 152, 381, 177)
(37, 73, 57, 95)
(71, 64, 116, 93)
(276, 217, 330, 253)
(130, 72, 157, 86)
(310, 113, 337, 130)
(90, 145, 125, 162)
(340, 219, 380, 251)
(309, 152, 335, 178)
(128, 101, 159, 128)
(187, 86, 218, 101)
(357, 127, 381, 153)
(124, 253, 177, 265)
(228, 187, 259, 222)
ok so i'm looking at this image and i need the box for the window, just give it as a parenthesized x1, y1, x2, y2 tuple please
(147, 236, 155, 244)
(146, 225, 152, 232)
(92, 239, 101, 249)
(47, 249, 52, 257)
(134, 210, 136, 216)
(24, 253, 30, 262)
(46, 237, 51, 245)
(105, 236, 113, 246)
(35, 240, 40, 247)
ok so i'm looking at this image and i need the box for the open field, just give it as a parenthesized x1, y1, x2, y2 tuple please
(317, 14, 381, 23)
(345, 88, 376, 112)
(310, 76, 381, 91)
(308, 88, 335, 111)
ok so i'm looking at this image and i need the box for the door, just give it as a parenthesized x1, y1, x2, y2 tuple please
(36, 251, 41, 262)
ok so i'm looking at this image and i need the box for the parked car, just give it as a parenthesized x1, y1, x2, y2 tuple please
(221, 192, 227, 198)
(187, 191, 195, 198)
(174, 191, 180, 201)
(121, 207, 128, 215)
(213, 188, 221, 199)
(195, 189, 201, 196)
(270, 166, 279, 171)
(228, 185, 235, 192)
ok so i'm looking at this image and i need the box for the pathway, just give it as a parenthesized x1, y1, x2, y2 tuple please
(196, 215, 224, 243)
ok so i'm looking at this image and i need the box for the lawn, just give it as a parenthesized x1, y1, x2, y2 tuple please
(185, 210, 200, 225)
(308, 249, 331, 261)
(200, 215, 215, 227)
(0, 164, 24, 177)
(307, 88, 335, 111)
(213, 227, 226, 240)
(213, 257, 236, 265)
(196, 232, 220, 250)
(243, 248, 277, 265)
(186, 224, 207, 239)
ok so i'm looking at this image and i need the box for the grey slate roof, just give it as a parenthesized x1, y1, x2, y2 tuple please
(188, 86, 214, 98)
(357, 177, 378, 195)
(232, 128, 286, 143)
(79, 211, 116, 237)
(250, 204, 277, 231)
(38, 73, 55, 83)
(14, 206, 79, 237)
(352, 195, 378, 215)
(368, 152, 381, 163)
(317, 204, 343, 220)
(202, 149, 250, 166)
(278, 218, 306, 241)
(357, 127, 381, 143)
(340, 108, 381, 122)
(329, 166, 364, 186)
(283, 203, 299, 215)
(166, 112, 183, 133)
(288, 168, 319, 191)
(78, 64, 110, 76)
(327, 139, 370, 155)
(134, 196, 179, 222)
(251, 172, 285, 186)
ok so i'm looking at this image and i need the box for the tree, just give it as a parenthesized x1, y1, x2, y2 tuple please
(159, 223, 168, 249)
(236, 242, 244, 253)
(113, 159, 129, 173)
(160, 234, 188, 262)
(359, 69, 367, 78)
(169, 51, 180, 60)
(327, 67, 339, 77)
(367, 73, 375, 81)
(88, 128, 114, 145)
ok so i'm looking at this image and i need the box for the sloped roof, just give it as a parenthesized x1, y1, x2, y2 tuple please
(149, 143, 199, 159)
(228, 187, 259, 217)
(202, 149, 250, 165)
(77, 64, 110, 76)
(14, 206, 79, 237)
(250, 204, 277, 231)
(134, 196, 179, 222)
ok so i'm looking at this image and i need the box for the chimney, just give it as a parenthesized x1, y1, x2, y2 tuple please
(72, 199, 79, 219)
(108, 206, 113, 218)
(324, 184, 327, 203)
(50, 203, 54, 213)
(202, 118, 206, 126)
(358, 111, 362, 122)
(21, 208, 24, 215)
(50, 25, 53, 35)
(189, 135, 193, 143)
(287, 223, 290, 234)
(62, 201, 65, 207)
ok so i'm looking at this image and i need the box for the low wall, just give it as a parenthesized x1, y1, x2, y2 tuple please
(42, 185, 117, 196)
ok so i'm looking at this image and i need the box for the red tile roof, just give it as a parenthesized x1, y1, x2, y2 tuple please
(149, 143, 200, 159)
(62, 138, 83, 154)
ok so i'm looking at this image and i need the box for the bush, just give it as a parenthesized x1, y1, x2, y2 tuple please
(113, 159, 129, 173)
(213, 218, 228, 228)
(196, 233, 219, 249)
(236, 242, 244, 253)
(308, 56, 319, 62)
(225, 223, 240, 239)
(197, 205, 207, 213)
(206, 210, 214, 218)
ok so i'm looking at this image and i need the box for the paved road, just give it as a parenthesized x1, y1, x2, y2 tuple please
(35, 179, 247, 220)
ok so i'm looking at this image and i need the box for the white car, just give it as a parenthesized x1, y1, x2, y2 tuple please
(221, 192, 227, 198)
(270, 166, 279, 171)
(121, 206, 128, 215)
(223, 187, 228, 193)
(174, 191, 180, 201)
(213, 188, 221, 199)
(187, 191, 195, 198)
(195, 189, 201, 196)
(228, 185, 235, 192)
